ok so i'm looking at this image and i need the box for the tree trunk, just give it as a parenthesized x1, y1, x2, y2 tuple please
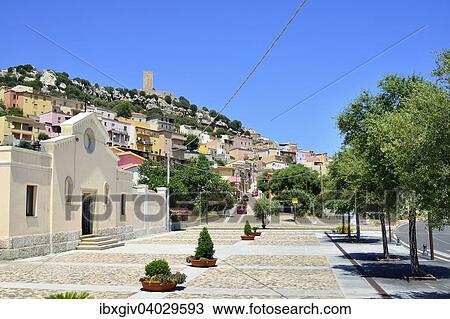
(355, 211, 360, 241)
(387, 212, 392, 242)
(409, 207, 420, 276)
(341, 214, 345, 234)
(354, 192, 360, 241)
(428, 211, 434, 260)
(347, 212, 351, 237)
(380, 213, 389, 259)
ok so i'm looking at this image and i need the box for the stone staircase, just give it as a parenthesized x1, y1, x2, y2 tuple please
(77, 234, 124, 250)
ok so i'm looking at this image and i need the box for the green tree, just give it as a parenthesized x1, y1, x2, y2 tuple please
(373, 81, 450, 274)
(111, 100, 133, 118)
(194, 227, 215, 260)
(229, 120, 242, 131)
(184, 134, 199, 151)
(253, 197, 280, 229)
(432, 49, 450, 90)
(38, 132, 49, 140)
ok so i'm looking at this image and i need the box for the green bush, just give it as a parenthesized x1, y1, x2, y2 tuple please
(252, 226, 259, 232)
(244, 221, 252, 235)
(194, 227, 215, 260)
(46, 291, 91, 299)
(145, 259, 171, 277)
(335, 225, 352, 233)
(146, 272, 186, 284)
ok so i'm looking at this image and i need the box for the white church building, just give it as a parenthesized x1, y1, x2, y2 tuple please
(0, 112, 167, 260)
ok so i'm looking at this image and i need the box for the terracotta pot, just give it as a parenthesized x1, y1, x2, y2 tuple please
(250, 232, 262, 236)
(190, 258, 217, 268)
(241, 235, 255, 240)
(141, 281, 177, 292)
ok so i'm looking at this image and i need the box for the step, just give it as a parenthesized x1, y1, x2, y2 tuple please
(80, 234, 96, 240)
(76, 242, 124, 250)
(80, 236, 114, 243)
(78, 239, 119, 246)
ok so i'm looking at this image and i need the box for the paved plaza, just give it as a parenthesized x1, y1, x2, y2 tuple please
(0, 228, 448, 299)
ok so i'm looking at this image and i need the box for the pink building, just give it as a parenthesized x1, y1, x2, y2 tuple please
(232, 136, 253, 150)
(229, 147, 254, 161)
(39, 111, 72, 137)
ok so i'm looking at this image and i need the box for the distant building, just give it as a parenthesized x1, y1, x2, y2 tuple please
(147, 114, 175, 132)
(0, 115, 46, 145)
(87, 105, 117, 119)
(52, 97, 86, 115)
(100, 117, 131, 148)
(39, 111, 72, 138)
(229, 147, 254, 161)
(143, 71, 154, 93)
(3, 88, 52, 117)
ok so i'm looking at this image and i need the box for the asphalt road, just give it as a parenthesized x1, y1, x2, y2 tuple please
(396, 221, 450, 257)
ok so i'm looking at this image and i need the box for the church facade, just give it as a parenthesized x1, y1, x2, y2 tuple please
(0, 112, 167, 260)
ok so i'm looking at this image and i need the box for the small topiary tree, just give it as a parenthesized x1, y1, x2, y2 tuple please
(194, 227, 215, 260)
(244, 221, 252, 235)
(145, 259, 171, 277)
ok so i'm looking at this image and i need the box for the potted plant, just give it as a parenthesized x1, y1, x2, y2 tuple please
(140, 259, 186, 292)
(250, 226, 261, 236)
(170, 214, 181, 231)
(189, 227, 217, 267)
(241, 221, 255, 240)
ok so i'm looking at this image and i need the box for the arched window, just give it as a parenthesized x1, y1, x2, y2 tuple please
(64, 176, 73, 203)
(104, 183, 109, 205)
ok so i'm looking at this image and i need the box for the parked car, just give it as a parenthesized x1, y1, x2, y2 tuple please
(242, 194, 249, 202)
(236, 205, 247, 214)
(252, 189, 258, 197)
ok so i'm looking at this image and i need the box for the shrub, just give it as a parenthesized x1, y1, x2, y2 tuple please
(244, 221, 252, 235)
(194, 227, 215, 260)
(46, 291, 91, 299)
(145, 259, 171, 277)
(335, 225, 352, 233)
(252, 226, 259, 232)
(170, 214, 180, 223)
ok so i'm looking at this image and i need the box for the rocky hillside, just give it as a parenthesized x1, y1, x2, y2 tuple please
(0, 64, 250, 136)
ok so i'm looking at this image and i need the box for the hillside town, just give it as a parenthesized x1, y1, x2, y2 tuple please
(0, 67, 331, 193)
(0, 0, 449, 307)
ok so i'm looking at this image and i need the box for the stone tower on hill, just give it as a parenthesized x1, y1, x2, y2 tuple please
(143, 71, 153, 93)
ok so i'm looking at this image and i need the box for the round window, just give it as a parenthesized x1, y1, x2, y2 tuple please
(83, 128, 95, 153)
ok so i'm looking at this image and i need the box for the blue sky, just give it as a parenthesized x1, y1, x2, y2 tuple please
(1, 0, 449, 154)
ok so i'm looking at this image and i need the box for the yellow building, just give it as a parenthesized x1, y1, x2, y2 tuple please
(119, 118, 160, 154)
(0, 115, 46, 145)
(198, 144, 209, 155)
(3, 89, 53, 117)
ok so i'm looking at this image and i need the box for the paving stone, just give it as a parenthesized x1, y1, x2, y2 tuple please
(223, 255, 328, 266)
(187, 268, 338, 290)
(0, 288, 133, 299)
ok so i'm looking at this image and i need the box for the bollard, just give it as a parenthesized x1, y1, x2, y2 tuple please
(396, 237, 401, 246)
(422, 244, 428, 256)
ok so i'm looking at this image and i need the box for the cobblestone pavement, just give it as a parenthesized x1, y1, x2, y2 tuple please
(0, 288, 133, 299)
(0, 229, 373, 299)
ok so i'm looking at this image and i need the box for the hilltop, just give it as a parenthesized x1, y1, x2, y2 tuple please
(0, 64, 250, 137)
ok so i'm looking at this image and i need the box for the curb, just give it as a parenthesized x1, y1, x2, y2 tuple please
(325, 232, 391, 299)
(393, 223, 450, 263)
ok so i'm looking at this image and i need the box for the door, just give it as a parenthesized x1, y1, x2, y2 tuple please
(82, 193, 93, 235)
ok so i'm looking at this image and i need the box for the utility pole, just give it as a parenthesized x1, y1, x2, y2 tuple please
(166, 150, 170, 231)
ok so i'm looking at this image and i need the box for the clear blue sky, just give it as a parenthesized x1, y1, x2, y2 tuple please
(1, 0, 449, 154)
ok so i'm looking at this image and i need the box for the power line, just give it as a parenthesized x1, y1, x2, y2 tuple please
(270, 24, 427, 121)
(178, 0, 310, 151)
